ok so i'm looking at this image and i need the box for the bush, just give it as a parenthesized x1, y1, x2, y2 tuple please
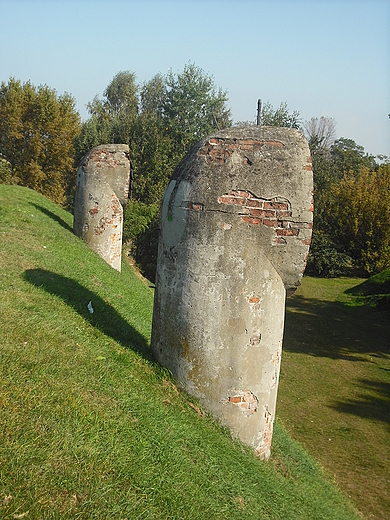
(123, 199, 158, 243)
(306, 231, 351, 277)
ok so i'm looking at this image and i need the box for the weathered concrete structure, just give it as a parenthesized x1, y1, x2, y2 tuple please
(151, 127, 313, 459)
(73, 144, 131, 272)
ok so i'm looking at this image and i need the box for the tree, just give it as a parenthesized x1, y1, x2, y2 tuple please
(87, 71, 138, 119)
(306, 130, 390, 276)
(0, 77, 81, 205)
(76, 71, 140, 158)
(140, 73, 166, 118)
(76, 64, 232, 281)
(330, 137, 377, 174)
(260, 101, 301, 129)
(162, 62, 232, 154)
(236, 101, 301, 129)
(326, 165, 390, 274)
(303, 116, 336, 150)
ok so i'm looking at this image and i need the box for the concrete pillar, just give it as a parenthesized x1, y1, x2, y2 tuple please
(73, 144, 130, 272)
(151, 127, 313, 460)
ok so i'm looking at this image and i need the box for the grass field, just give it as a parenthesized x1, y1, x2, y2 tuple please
(278, 274, 390, 520)
(0, 184, 387, 519)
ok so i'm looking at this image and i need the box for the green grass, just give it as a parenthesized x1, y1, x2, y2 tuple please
(279, 276, 390, 520)
(0, 185, 362, 519)
(345, 268, 390, 311)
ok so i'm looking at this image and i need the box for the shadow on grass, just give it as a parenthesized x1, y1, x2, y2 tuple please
(31, 203, 73, 233)
(331, 379, 390, 429)
(284, 295, 390, 361)
(24, 269, 151, 360)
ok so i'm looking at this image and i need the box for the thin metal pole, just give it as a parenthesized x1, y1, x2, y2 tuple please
(257, 99, 262, 126)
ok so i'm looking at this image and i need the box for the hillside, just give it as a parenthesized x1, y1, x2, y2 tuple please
(0, 185, 360, 519)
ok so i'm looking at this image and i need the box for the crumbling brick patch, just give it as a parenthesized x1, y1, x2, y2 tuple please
(198, 137, 283, 165)
(218, 190, 311, 245)
(86, 148, 130, 171)
(94, 215, 112, 236)
(110, 193, 123, 224)
(93, 194, 122, 236)
(255, 406, 274, 460)
(227, 390, 258, 416)
(184, 201, 204, 211)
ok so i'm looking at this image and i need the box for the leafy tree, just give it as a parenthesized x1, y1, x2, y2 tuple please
(76, 64, 232, 281)
(326, 165, 390, 274)
(162, 62, 232, 154)
(133, 64, 231, 280)
(236, 100, 301, 129)
(0, 77, 81, 205)
(305, 231, 351, 277)
(306, 128, 390, 276)
(86, 71, 138, 120)
(260, 101, 301, 129)
(329, 137, 377, 177)
(140, 73, 166, 118)
(129, 112, 174, 205)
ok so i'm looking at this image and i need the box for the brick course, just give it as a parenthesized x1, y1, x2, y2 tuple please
(218, 190, 310, 245)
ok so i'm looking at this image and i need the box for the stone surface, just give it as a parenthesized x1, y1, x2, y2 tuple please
(151, 127, 313, 460)
(73, 144, 130, 272)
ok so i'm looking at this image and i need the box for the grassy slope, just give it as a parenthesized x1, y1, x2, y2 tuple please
(279, 276, 390, 520)
(0, 185, 360, 519)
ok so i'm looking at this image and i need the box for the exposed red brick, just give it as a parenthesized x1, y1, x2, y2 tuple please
(276, 228, 299, 236)
(228, 390, 258, 415)
(289, 221, 313, 229)
(262, 219, 278, 228)
(275, 210, 292, 219)
(187, 202, 204, 211)
(272, 236, 287, 245)
(300, 238, 312, 245)
(246, 198, 264, 208)
(88, 207, 98, 217)
(250, 208, 275, 218)
(304, 165, 313, 171)
(248, 296, 260, 304)
(264, 141, 283, 147)
(94, 216, 112, 236)
(241, 216, 262, 225)
(264, 201, 289, 211)
(218, 195, 234, 205)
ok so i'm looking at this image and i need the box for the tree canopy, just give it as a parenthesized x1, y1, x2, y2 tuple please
(260, 101, 301, 129)
(0, 77, 81, 205)
(1, 68, 389, 280)
(304, 121, 389, 276)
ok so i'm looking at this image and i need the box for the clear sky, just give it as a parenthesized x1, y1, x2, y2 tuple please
(1, 0, 389, 156)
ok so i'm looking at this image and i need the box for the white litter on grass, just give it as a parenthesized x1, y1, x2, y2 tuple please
(87, 301, 94, 314)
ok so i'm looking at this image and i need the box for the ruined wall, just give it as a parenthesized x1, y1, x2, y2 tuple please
(73, 144, 130, 272)
(151, 127, 313, 460)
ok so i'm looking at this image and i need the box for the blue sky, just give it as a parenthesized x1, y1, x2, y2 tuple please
(1, 0, 389, 156)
